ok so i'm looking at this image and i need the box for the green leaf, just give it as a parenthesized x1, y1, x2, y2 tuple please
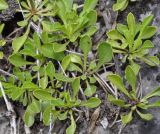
(141, 56, 160, 66)
(62, 55, 71, 71)
(46, 62, 55, 79)
(9, 53, 32, 67)
(23, 110, 35, 127)
(97, 42, 113, 69)
(140, 26, 157, 39)
(121, 111, 133, 124)
(147, 101, 160, 108)
(0, 0, 8, 10)
(136, 110, 153, 120)
(41, 43, 64, 60)
(43, 106, 52, 126)
(127, 12, 135, 36)
(58, 111, 68, 120)
(84, 82, 96, 97)
(0, 51, 3, 59)
(0, 23, 5, 33)
(142, 87, 160, 100)
(33, 90, 53, 101)
(80, 35, 92, 70)
(27, 100, 41, 114)
(66, 113, 76, 134)
(140, 15, 154, 35)
(54, 73, 74, 82)
(69, 54, 83, 66)
(11, 87, 25, 100)
(72, 77, 80, 98)
(108, 94, 126, 107)
(12, 26, 30, 53)
(125, 65, 137, 91)
(107, 29, 124, 40)
(113, 0, 128, 11)
(53, 42, 67, 52)
(21, 81, 39, 89)
(107, 74, 130, 98)
(83, 0, 98, 13)
(39, 76, 48, 89)
(81, 97, 101, 108)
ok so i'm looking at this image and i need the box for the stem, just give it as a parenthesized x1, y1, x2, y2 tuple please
(0, 81, 16, 134)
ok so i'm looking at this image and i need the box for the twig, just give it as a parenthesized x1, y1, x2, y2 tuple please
(0, 81, 16, 134)
(0, 69, 18, 79)
(65, 50, 84, 57)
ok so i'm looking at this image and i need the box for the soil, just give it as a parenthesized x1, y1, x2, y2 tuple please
(0, 0, 160, 134)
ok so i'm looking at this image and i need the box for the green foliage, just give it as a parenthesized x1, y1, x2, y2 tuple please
(0, 0, 8, 10)
(107, 65, 160, 125)
(107, 12, 159, 66)
(0, 23, 6, 59)
(113, 0, 137, 11)
(42, 0, 98, 42)
(0, 0, 159, 132)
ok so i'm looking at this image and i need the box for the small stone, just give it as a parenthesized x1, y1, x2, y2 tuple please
(100, 117, 109, 129)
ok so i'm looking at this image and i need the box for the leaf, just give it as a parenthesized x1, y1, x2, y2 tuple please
(113, 0, 128, 11)
(23, 110, 35, 127)
(83, 0, 98, 13)
(0, 51, 3, 59)
(140, 15, 154, 34)
(127, 12, 135, 36)
(43, 106, 52, 126)
(121, 111, 133, 124)
(46, 62, 55, 79)
(81, 97, 101, 108)
(39, 76, 48, 89)
(27, 100, 41, 114)
(11, 87, 25, 101)
(69, 54, 83, 66)
(41, 43, 64, 60)
(136, 110, 153, 120)
(53, 42, 67, 52)
(80, 35, 92, 70)
(130, 61, 140, 75)
(12, 25, 30, 53)
(107, 74, 130, 98)
(54, 73, 74, 82)
(72, 77, 80, 98)
(66, 113, 76, 134)
(33, 90, 53, 101)
(9, 53, 32, 67)
(21, 81, 39, 89)
(108, 94, 126, 107)
(141, 56, 160, 66)
(142, 87, 160, 100)
(0, 0, 8, 10)
(84, 82, 96, 97)
(107, 29, 124, 40)
(147, 101, 160, 108)
(97, 42, 113, 69)
(125, 65, 137, 91)
(0, 23, 5, 33)
(62, 55, 71, 71)
(140, 26, 157, 39)
(58, 111, 68, 120)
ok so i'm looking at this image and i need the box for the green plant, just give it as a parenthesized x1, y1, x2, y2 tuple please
(0, 23, 6, 59)
(18, 0, 56, 25)
(107, 12, 159, 67)
(42, 0, 98, 42)
(107, 65, 160, 125)
(0, 0, 8, 10)
(113, 0, 137, 11)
